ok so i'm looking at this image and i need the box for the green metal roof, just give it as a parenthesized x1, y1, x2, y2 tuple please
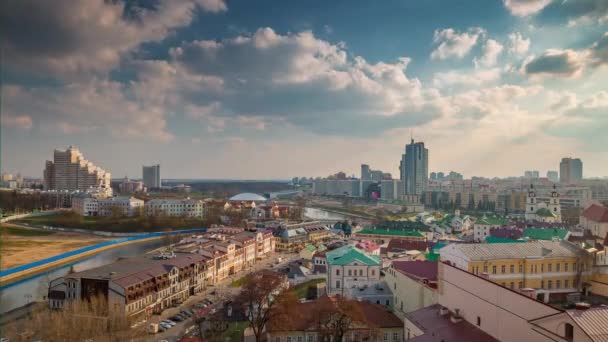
(535, 208, 557, 218)
(325, 245, 380, 266)
(485, 236, 526, 244)
(357, 228, 424, 237)
(424, 252, 440, 262)
(522, 228, 568, 241)
(475, 215, 508, 226)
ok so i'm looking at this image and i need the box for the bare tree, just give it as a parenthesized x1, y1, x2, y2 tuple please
(313, 296, 367, 342)
(236, 271, 298, 342)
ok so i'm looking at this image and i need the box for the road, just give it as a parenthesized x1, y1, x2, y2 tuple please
(146, 251, 300, 342)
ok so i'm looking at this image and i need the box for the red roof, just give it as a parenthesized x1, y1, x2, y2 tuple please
(582, 203, 608, 223)
(392, 260, 438, 282)
(386, 239, 433, 253)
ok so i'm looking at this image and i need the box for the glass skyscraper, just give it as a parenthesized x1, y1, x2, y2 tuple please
(400, 139, 428, 195)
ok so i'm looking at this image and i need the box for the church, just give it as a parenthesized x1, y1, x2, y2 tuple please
(525, 184, 562, 223)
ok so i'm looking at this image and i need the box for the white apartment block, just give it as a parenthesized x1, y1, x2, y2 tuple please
(44, 146, 111, 192)
(98, 196, 144, 217)
(326, 245, 382, 296)
(145, 198, 205, 218)
(72, 195, 100, 216)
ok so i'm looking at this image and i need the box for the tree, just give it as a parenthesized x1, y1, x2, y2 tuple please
(313, 296, 368, 342)
(236, 271, 298, 342)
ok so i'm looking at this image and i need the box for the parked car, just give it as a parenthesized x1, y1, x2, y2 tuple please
(161, 320, 176, 327)
(159, 323, 172, 330)
(170, 315, 183, 322)
(181, 310, 193, 317)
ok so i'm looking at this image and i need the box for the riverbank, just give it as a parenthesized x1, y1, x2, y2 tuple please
(0, 235, 164, 286)
(306, 204, 375, 220)
(1, 224, 111, 269)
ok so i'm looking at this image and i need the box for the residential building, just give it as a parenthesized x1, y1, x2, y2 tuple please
(424, 261, 608, 342)
(266, 297, 403, 342)
(354, 240, 381, 255)
(326, 245, 381, 296)
(48, 253, 214, 319)
(145, 198, 205, 218)
(525, 170, 540, 179)
(380, 179, 404, 201)
(98, 196, 144, 217)
(386, 261, 438, 317)
(118, 177, 145, 194)
(400, 139, 429, 195)
(440, 240, 584, 302)
(473, 215, 509, 242)
(361, 164, 371, 181)
(547, 171, 559, 183)
(142, 164, 161, 190)
(71, 193, 99, 216)
(560, 158, 583, 184)
(43, 146, 111, 193)
(580, 202, 608, 240)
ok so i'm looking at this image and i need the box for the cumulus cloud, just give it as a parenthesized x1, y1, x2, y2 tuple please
(503, 0, 552, 17)
(433, 68, 501, 88)
(170, 28, 438, 135)
(589, 32, 608, 67)
(1, 114, 33, 130)
(547, 91, 608, 146)
(562, 0, 608, 26)
(430, 27, 486, 60)
(522, 49, 587, 77)
(2, 80, 173, 141)
(508, 32, 531, 55)
(0, 0, 226, 77)
(474, 39, 504, 67)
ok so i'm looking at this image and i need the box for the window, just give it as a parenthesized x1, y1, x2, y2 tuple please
(541, 264, 544, 272)
(371, 270, 375, 276)
(556, 280, 561, 289)
(483, 265, 488, 273)
(541, 280, 545, 288)
(510, 265, 515, 273)
(501, 265, 506, 274)
(548, 280, 553, 289)
(348, 270, 352, 276)
(565, 263, 569, 272)
(336, 269, 340, 276)
(359, 270, 363, 276)
(519, 281, 524, 288)
(384, 333, 388, 341)
(477, 316, 481, 326)
(307, 336, 313, 342)
(548, 264, 552, 272)
(393, 332, 399, 341)
(336, 280, 340, 289)
(297, 337, 303, 342)
(286, 337, 292, 342)
(565, 280, 570, 288)
(573, 263, 577, 272)
(492, 266, 497, 274)
(565, 323, 574, 341)
(519, 265, 523, 273)
(556, 263, 561, 272)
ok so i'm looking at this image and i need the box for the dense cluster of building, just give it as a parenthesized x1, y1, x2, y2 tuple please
(48, 228, 276, 319)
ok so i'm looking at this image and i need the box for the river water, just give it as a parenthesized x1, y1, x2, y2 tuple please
(303, 207, 348, 221)
(0, 239, 167, 314)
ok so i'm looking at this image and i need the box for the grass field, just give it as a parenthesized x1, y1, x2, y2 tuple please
(2, 225, 56, 236)
(16, 212, 205, 233)
(293, 278, 325, 299)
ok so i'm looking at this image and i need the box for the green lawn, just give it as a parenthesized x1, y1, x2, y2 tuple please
(230, 276, 247, 288)
(1, 225, 56, 236)
(222, 322, 248, 342)
(293, 278, 325, 299)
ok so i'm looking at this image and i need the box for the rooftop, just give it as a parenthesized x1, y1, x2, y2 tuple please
(566, 307, 608, 342)
(386, 239, 434, 253)
(325, 245, 380, 266)
(405, 304, 499, 342)
(475, 215, 508, 226)
(392, 260, 438, 282)
(582, 203, 608, 223)
(357, 228, 424, 238)
(522, 228, 569, 241)
(490, 227, 523, 239)
(485, 236, 526, 244)
(441, 240, 580, 261)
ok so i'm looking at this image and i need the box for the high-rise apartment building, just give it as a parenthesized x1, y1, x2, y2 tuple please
(361, 164, 371, 181)
(547, 170, 559, 183)
(400, 139, 428, 195)
(142, 164, 161, 190)
(43, 146, 111, 192)
(524, 170, 539, 179)
(560, 158, 583, 184)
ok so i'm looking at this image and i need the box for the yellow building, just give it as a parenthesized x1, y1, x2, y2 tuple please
(440, 241, 585, 303)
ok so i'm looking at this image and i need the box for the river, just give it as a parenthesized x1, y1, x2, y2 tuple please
(303, 207, 349, 221)
(0, 239, 168, 314)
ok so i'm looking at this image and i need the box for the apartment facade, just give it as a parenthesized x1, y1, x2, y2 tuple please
(71, 194, 100, 216)
(440, 241, 585, 302)
(385, 261, 438, 317)
(43, 146, 111, 192)
(326, 245, 381, 296)
(98, 196, 144, 216)
(142, 164, 161, 189)
(145, 198, 205, 218)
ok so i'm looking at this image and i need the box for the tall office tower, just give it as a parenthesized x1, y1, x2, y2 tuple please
(560, 158, 583, 184)
(524, 170, 540, 179)
(400, 139, 429, 195)
(43, 146, 111, 191)
(547, 170, 559, 183)
(361, 164, 371, 181)
(143, 164, 161, 190)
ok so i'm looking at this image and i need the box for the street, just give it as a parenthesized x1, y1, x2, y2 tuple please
(146, 251, 299, 342)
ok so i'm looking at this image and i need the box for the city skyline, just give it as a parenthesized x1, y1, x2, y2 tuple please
(2, 0, 608, 179)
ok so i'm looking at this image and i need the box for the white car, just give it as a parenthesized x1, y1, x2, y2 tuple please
(162, 320, 176, 327)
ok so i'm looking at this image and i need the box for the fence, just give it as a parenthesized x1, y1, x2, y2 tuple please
(0, 228, 206, 278)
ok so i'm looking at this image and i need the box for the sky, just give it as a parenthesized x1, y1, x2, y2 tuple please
(1, 0, 607, 179)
